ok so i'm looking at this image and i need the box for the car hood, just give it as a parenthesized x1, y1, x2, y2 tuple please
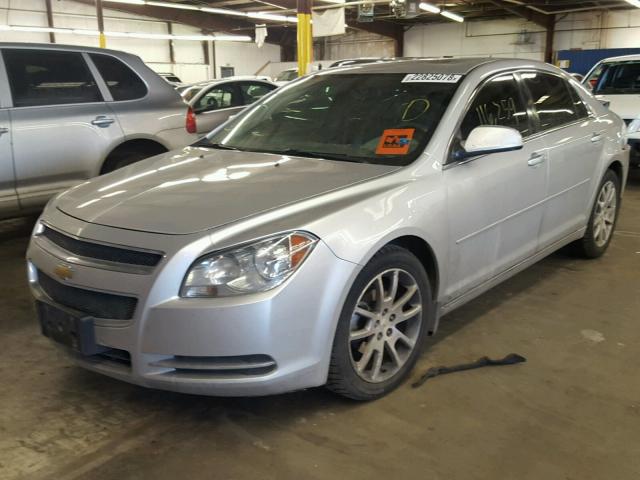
(56, 147, 397, 234)
(595, 94, 640, 120)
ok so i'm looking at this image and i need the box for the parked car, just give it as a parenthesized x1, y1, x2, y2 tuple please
(274, 67, 298, 85)
(185, 78, 278, 134)
(0, 43, 196, 220)
(177, 76, 274, 103)
(158, 72, 183, 86)
(328, 58, 392, 68)
(584, 54, 640, 166)
(28, 58, 628, 400)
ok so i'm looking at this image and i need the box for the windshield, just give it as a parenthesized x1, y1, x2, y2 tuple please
(590, 61, 640, 94)
(276, 70, 298, 82)
(201, 72, 460, 166)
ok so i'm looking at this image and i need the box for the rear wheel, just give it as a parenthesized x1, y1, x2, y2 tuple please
(101, 143, 167, 174)
(326, 246, 431, 400)
(574, 169, 620, 258)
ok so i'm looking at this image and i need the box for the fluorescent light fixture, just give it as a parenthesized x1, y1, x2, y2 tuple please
(102, 0, 297, 22)
(146, 1, 199, 9)
(625, 0, 640, 6)
(419, 2, 441, 13)
(440, 10, 464, 22)
(0, 24, 251, 42)
(200, 7, 247, 17)
(247, 12, 297, 23)
(103, 0, 145, 4)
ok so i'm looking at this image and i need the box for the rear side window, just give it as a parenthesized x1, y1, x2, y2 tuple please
(4, 49, 102, 107)
(90, 54, 147, 101)
(522, 72, 578, 131)
(568, 84, 590, 119)
(238, 82, 276, 105)
(460, 74, 531, 139)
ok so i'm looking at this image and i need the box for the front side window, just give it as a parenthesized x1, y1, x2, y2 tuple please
(90, 54, 147, 101)
(4, 49, 101, 107)
(459, 73, 530, 140)
(591, 61, 640, 95)
(239, 82, 276, 105)
(194, 84, 239, 112)
(522, 72, 578, 131)
(201, 72, 460, 166)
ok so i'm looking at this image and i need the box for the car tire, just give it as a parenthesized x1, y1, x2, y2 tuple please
(326, 245, 431, 401)
(574, 169, 621, 258)
(102, 149, 151, 174)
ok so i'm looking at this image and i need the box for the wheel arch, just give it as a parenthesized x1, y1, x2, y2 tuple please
(386, 235, 440, 303)
(607, 159, 624, 183)
(100, 138, 169, 174)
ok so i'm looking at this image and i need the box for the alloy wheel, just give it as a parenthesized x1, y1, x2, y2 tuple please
(593, 180, 617, 248)
(348, 268, 423, 383)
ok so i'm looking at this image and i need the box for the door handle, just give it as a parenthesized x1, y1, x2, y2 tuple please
(0, 127, 8, 135)
(591, 133, 603, 143)
(527, 152, 545, 167)
(91, 116, 115, 128)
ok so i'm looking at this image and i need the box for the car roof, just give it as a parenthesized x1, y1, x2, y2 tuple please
(183, 77, 275, 88)
(0, 42, 139, 58)
(599, 54, 640, 63)
(324, 57, 522, 75)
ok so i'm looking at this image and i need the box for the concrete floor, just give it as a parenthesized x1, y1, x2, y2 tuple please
(1, 172, 639, 480)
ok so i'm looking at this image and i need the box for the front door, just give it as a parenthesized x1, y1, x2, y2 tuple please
(0, 108, 17, 218)
(3, 48, 123, 210)
(443, 73, 548, 301)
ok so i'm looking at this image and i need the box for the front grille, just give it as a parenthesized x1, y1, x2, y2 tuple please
(41, 226, 162, 267)
(38, 269, 137, 320)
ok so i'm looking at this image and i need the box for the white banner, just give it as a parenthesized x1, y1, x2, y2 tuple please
(312, 8, 346, 38)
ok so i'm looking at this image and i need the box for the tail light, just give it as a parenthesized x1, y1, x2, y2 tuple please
(186, 106, 197, 134)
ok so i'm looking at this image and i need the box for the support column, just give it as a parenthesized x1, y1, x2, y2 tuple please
(544, 14, 555, 64)
(96, 0, 106, 48)
(45, 0, 55, 43)
(296, 0, 312, 76)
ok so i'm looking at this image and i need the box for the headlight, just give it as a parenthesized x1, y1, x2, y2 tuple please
(180, 231, 318, 298)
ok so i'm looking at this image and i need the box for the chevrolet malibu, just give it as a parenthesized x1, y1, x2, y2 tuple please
(27, 58, 629, 400)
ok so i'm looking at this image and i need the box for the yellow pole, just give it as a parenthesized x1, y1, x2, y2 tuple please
(297, 0, 312, 77)
(96, 0, 106, 48)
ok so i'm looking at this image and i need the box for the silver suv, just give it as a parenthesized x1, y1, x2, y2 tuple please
(0, 43, 196, 220)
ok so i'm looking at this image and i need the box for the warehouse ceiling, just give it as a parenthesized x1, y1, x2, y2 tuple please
(74, 0, 637, 49)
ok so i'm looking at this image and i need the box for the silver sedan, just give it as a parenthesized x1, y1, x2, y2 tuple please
(27, 58, 629, 400)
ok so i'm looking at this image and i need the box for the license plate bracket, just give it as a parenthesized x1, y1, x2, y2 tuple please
(37, 300, 106, 356)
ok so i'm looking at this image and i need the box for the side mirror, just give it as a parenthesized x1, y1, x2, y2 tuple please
(457, 126, 523, 160)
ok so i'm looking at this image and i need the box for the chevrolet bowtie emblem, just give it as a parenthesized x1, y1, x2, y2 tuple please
(53, 264, 73, 281)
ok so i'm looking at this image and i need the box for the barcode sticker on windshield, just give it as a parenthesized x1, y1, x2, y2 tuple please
(402, 73, 462, 83)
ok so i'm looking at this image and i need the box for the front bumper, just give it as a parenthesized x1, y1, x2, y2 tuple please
(27, 208, 358, 396)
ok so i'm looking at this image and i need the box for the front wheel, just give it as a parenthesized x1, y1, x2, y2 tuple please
(326, 246, 431, 400)
(574, 169, 621, 258)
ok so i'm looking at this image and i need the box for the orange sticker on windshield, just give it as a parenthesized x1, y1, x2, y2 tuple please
(376, 129, 415, 155)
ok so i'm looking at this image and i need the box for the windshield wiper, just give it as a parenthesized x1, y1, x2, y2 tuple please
(256, 148, 367, 163)
(194, 139, 241, 151)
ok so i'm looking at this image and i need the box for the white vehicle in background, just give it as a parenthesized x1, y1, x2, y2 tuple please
(274, 67, 298, 85)
(584, 54, 640, 166)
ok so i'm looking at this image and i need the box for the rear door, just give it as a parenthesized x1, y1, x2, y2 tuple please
(443, 73, 548, 300)
(4, 48, 123, 210)
(521, 71, 603, 247)
(192, 82, 243, 134)
(0, 52, 18, 218)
